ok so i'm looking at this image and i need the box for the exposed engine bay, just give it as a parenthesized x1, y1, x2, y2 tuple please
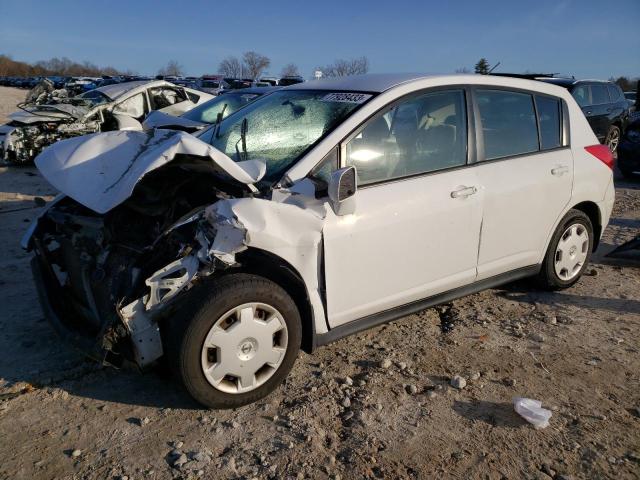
(31, 160, 248, 366)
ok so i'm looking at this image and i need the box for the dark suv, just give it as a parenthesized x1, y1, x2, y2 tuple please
(537, 78, 629, 154)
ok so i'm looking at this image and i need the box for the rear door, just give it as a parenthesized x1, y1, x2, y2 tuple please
(588, 83, 612, 140)
(473, 88, 573, 279)
(571, 84, 600, 139)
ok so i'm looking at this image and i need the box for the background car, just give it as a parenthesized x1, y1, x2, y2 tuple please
(617, 116, 640, 179)
(537, 77, 629, 154)
(278, 75, 304, 86)
(142, 86, 280, 132)
(0, 79, 214, 163)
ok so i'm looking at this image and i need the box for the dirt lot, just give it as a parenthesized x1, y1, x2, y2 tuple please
(0, 85, 638, 480)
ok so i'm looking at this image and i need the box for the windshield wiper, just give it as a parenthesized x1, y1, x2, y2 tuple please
(235, 117, 248, 161)
(213, 103, 227, 139)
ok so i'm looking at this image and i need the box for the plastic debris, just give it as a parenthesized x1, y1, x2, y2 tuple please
(513, 397, 552, 429)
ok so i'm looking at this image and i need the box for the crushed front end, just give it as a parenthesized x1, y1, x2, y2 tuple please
(25, 163, 247, 368)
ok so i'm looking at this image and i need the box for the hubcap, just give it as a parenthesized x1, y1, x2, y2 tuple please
(201, 302, 288, 394)
(607, 129, 619, 152)
(554, 223, 589, 281)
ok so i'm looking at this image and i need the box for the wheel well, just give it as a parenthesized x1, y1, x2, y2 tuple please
(572, 201, 602, 250)
(234, 248, 315, 353)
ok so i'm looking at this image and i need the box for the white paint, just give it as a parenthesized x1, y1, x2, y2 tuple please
(35, 129, 266, 214)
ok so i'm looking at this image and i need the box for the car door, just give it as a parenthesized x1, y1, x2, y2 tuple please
(571, 84, 600, 138)
(473, 89, 573, 280)
(322, 89, 483, 327)
(588, 84, 612, 140)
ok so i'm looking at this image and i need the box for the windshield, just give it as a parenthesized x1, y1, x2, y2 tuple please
(74, 90, 112, 108)
(205, 90, 372, 184)
(183, 92, 261, 123)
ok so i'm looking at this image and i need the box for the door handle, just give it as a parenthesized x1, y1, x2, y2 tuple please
(551, 165, 569, 176)
(450, 186, 477, 198)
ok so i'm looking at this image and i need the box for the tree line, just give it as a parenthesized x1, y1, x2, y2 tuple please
(0, 54, 134, 77)
(215, 52, 369, 80)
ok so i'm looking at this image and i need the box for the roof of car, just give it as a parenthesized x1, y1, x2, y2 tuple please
(286, 73, 438, 93)
(537, 77, 613, 88)
(95, 80, 172, 100)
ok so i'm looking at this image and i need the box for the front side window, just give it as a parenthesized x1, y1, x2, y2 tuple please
(207, 90, 369, 184)
(590, 85, 609, 105)
(345, 90, 467, 185)
(477, 90, 538, 160)
(149, 87, 187, 109)
(536, 95, 562, 150)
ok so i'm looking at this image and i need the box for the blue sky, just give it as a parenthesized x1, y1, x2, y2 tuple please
(1, 0, 638, 79)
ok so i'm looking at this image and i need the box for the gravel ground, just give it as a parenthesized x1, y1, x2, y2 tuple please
(0, 86, 638, 480)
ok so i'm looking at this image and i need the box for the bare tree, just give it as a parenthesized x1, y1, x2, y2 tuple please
(455, 66, 470, 74)
(280, 63, 299, 77)
(242, 51, 271, 80)
(320, 56, 369, 77)
(218, 56, 242, 78)
(158, 59, 184, 77)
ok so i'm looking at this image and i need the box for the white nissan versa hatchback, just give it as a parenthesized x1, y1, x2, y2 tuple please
(24, 74, 615, 408)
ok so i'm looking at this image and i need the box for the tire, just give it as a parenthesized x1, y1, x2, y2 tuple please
(620, 168, 637, 180)
(165, 273, 302, 409)
(605, 125, 621, 155)
(537, 209, 594, 290)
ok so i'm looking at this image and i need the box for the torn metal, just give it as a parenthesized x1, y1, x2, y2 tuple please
(25, 129, 327, 368)
(1, 79, 213, 164)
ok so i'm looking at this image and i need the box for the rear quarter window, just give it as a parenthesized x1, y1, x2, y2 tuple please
(476, 89, 539, 160)
(607, 85, 622, 102)
(590, 85, 609, 105)
(535, 95, 562, 150)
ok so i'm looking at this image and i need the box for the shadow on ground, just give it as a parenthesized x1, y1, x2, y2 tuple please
(452, 400, 527, 428)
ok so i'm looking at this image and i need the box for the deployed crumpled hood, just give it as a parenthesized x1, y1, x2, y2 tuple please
(35, 129, 266, 214)
(142, 110, 206, 130)
(9, 103, 88, 124)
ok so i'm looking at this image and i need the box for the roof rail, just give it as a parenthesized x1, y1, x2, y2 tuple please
(489, 73, 575, 80)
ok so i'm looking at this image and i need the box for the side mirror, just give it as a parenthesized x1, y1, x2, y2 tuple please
(328, 166, 357, 216)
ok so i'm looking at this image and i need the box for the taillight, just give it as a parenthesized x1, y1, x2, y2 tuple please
(585, 144, 614, 170)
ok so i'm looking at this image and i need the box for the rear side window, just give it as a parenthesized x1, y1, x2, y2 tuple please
(476, 90, 538, 160)
(571, 85, 590, 106)
(535, 95, 561, 150)
(607, 85, 621, 102)
(590, 85, 609, 105)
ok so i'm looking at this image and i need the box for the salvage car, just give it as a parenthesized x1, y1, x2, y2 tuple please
(142, 86, 280, 132)
(23, 74, 614, 408)
(0, 80, 213, 164)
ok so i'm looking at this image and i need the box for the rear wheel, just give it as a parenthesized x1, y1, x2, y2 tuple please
(605, 125, 621, 155)
(165, 273, 301, 409)
(537, 209, 593, 290)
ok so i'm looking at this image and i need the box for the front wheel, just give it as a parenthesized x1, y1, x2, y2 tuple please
(165, 273, 302, 409)
(537, 209, 594, 290)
